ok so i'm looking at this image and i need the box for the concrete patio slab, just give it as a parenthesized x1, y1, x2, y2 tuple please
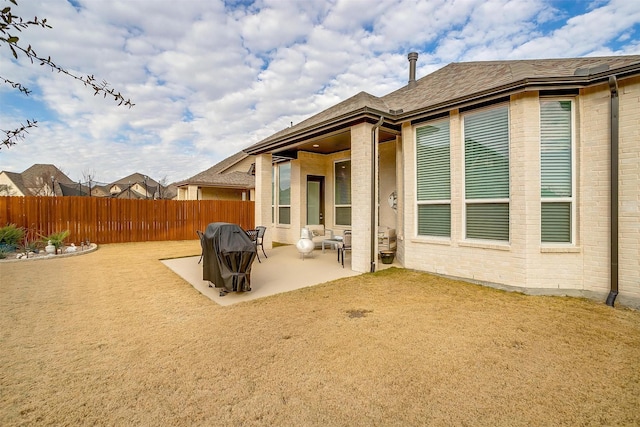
(161, 244, 366, 306)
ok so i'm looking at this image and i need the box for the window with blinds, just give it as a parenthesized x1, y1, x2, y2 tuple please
(334, 160, 351, 226)
(416, 120, 451, 237)
(463, 105, 510, 241)
(278, 162, 291, 225)
(540, 99, 573, 243)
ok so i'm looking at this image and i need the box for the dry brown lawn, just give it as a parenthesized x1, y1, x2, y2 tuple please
(1, 241, 639, 426)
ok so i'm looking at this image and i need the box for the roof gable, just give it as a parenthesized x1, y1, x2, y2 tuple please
(247, 91, 388, 151)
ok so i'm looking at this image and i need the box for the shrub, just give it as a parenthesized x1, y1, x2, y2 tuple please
(0, 224, 25, 248)
(41, 230, 71, 249)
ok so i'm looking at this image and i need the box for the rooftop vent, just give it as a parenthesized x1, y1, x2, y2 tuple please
(408, 52, 418, 88)
(574, 64, 610, 76)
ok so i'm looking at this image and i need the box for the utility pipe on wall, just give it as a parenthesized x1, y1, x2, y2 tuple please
(371, 116, 384, 273)
(606, 75, 619, 307)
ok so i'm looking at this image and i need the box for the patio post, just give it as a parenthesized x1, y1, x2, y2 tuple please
(350, 122, 376, 273)
(255, 153, 273, 250)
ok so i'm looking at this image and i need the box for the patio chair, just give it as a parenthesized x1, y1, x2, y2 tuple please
(338, 230, 352, 268)
(246, 226, 267, 263)
(255, 226, 268, 260)
(196, 230, 205, 264)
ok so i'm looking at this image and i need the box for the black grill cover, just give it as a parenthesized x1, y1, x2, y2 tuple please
(202, 222, 256, 292)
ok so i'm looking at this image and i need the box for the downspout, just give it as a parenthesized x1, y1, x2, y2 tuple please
(371, 116, 384, 273)
(606, 75, 619, 307)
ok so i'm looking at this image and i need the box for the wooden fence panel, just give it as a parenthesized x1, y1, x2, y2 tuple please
(0, 197, 255, 244)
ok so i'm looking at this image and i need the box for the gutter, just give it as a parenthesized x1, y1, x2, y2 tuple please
(370, 116, 384, 273)
(606, 75, 619, 307)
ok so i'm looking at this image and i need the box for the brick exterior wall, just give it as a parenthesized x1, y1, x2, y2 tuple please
(400, 77, 640, 307)
(618, 76, 640, 305)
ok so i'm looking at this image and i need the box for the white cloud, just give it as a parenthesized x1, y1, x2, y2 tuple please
(1, 0, 639, 183)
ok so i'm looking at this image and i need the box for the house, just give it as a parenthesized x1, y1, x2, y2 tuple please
(0, 164, 75, 196)
(175, 151, 255, 200)
(108, 173, 176, 199)
(245, 54, 640, 308)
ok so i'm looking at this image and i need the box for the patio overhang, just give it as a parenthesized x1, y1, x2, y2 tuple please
(245, 108, 401, 158)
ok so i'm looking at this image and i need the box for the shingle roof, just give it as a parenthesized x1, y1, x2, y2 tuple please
(382, 56, 640, 116)
(176, 151, 254, 188)
(1, 171, 28, 195)
(178, 171, 254, 189)
(112, 173, 159, 187)
(250, 91, 389, 148)
(20, 164, 74, 196)
(21, 164, 74, 184)
(246, 55, 640, 154)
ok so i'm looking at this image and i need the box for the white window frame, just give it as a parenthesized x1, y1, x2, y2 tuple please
(414, 118, 451, 239)
(462, 103, 511, 243)
(334, 159, 351, 227)
(540, 97, 576, 245)
(277, 162, 291, 225)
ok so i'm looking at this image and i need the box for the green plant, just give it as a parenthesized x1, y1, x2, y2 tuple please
(0, 223, 25, 247)
(41, 230, 70, 249)
(17, 236, 41, 256)
(0, 246, 8, 259)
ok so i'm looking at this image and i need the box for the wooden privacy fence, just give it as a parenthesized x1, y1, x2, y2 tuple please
(0, 197, 255, 244)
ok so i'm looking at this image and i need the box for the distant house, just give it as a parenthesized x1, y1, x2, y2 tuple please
(108, 173, 176, 199)
(245, 54, 640, 308)
(176, 151, 255, 201)
(0, 166, 176, 199)
(0, 164, 76, 196)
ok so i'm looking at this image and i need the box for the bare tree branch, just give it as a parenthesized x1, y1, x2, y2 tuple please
(2, 119, 37, 148)
(1, 0, 134, 149)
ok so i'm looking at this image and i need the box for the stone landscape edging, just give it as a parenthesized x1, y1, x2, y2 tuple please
(0, 243, 98, 263)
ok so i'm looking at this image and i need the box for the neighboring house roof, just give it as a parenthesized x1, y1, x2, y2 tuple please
(90, 185, 110, 197)
(7, 164, 75, 196)
(21, 164, 74, 184)
(112, 184, 144, 199)
(107, 173, 174, 198)
(176, 151, 254, 189)
(1, 171, 29, 195)
(112, 172, 159, 188)
(246, 55, 640, 155)
(162, 184, 178, 199)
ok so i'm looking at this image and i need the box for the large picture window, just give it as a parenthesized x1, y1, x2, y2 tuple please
(278, 162, 291, 225)
(540, 99, 574, 243)
(464, 105, 510, 241)
(334, 160, 351, 226)
(416, 120, 451, 237)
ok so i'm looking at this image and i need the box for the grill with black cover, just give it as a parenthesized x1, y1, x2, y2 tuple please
(202, 222, 257, 296)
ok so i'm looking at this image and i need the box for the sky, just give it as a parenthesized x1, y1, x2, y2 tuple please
(1, 0, 639, 185)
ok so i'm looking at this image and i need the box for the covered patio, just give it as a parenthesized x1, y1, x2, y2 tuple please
(162, 244, 400, 306)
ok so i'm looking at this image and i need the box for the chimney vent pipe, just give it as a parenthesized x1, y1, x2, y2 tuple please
(408, 52, 418, 88)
